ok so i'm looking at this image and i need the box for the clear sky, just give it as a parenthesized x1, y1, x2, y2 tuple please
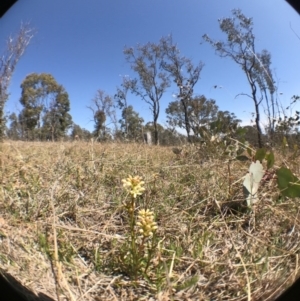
(1, 0, 300, 132)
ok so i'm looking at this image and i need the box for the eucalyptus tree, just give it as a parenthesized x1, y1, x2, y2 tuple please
(42, 90, 73, 141)
(88, 90, 117, 140)
(209, 110, 241, 137)
(114, 76, 131, 137)
(93, 110, 106, 140)
(161, 35, 204, 142)
(166, 95, 218, 138)
(71, 124, 92, 141)
(0, 23, 34, 141)
(252, 50, 277, 141)
(119, 105, 144, 141)
(203, 9, 276, 148)
(123, 39, 170, 145)
(19, 73, 72, 140)
(6, 112, 21, 140)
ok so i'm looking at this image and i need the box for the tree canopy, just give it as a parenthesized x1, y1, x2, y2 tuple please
(161, 35, 204, 141)
(124, 38, 170, 145)
(4, 9, 297, 147)
(19, 73, 72, 141)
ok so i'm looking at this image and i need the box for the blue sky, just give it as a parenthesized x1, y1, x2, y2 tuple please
(1, 0, 300, 132)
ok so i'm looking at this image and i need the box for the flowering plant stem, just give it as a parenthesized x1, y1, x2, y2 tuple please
(128, 198, 140, 280)
(121, 175, 158, 280)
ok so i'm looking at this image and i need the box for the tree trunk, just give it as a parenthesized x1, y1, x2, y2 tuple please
(251, 83, 263, 148)
(247, 70, 263, 148)
(255, 103, 263, 148)
(153, 121, 159, 145)
(181, 99, 192, 143)
(0, 106, 5, 142)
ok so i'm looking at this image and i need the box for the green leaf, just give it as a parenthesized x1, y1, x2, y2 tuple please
(254, 148, 266, 163)
(277, 167, 300, 198)
(265, 152, 275, 169)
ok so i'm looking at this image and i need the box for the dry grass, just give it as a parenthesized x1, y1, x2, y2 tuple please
(0, 140, 300, 300)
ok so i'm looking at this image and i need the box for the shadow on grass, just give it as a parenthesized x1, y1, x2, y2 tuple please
(275, 276, 300, 301)
(0, 271, 55, 301)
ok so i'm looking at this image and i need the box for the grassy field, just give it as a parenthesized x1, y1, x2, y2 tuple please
(0, 140, 300, 300)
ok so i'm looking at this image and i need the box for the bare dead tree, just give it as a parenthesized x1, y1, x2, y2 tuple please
(0, 23, 34, 141)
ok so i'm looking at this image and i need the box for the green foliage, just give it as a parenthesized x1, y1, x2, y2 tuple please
(42, 90, 73, 140)
(19, 73, 72, 140)
(6, 113, 22, 140)
(254, 148, 266, 163)
(242, 126, 261, 147)
(166, 95, 218, 138)
(93, 246, 102, 272)
(277, 167, 300, 198)
(88, 90, 117, 141)
(115, 77, 132, 139)
(119, 105, 144, 141)
(70, 124, 92, 140)
(161, 35, 203, 141)
(273, 102, 300, 145)
(265, 152, 275, 169)
(203, 9, 277, 148)
(94, 110, 106, 138)
(115, 77, 131, 111)
(56, 230, 75, 263)
(124, 37, 171, 145)
(241, 145, 300, 201)
(143, 122, 183, 145)
(166, 95, 241, 145)
(210, 110, 241, 136)
(111, 176, 160, 281)
(247, 148, 274, 169)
